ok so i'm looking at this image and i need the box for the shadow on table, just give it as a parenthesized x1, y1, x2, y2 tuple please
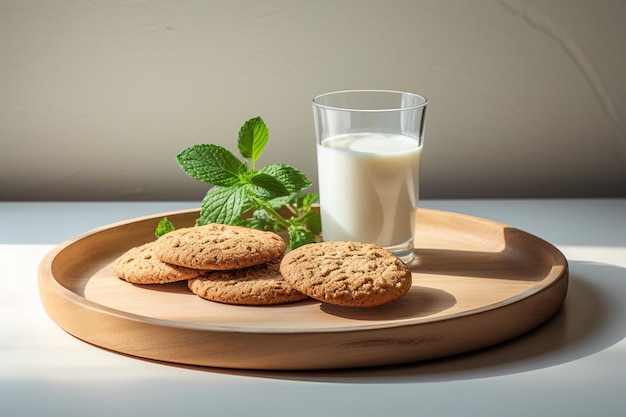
(200, 260, 626, 383)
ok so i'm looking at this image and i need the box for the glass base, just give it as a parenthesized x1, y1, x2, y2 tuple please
(384, 238, 415, 264)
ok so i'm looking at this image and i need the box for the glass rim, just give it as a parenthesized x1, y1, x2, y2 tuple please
(312, 89, 427, 112)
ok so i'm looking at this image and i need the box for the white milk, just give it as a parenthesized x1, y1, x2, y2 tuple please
(317, 133, 422, 248)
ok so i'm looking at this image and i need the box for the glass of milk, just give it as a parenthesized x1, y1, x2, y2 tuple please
(312, 90, 427, 263)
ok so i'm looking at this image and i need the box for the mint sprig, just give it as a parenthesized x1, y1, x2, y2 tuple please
(173, 116, 320, 249)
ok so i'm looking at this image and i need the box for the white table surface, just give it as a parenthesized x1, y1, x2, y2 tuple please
(1, 199, 625, 417)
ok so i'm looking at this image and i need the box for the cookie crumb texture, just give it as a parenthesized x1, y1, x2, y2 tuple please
(188, 260, 309, 305)
(280, 241, 412, 307)
(113, 242, 206, 284)
(153, 224, 286, 270)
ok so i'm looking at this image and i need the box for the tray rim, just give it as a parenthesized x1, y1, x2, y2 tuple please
(39, 207, 568, 333)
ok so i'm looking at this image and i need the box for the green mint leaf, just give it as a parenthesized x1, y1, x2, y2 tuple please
(298, 192, 319, 209)
(155, 217, 176, 238)
(197, 185, 250, 225)
(177, 144, 246, 186)
(268, 195, 291, 209)
(240, 208, 273, 231)
(249, 172, 289, 197)
(238, 116, 268, 166)
(298, 210, 322, 235)
(287, 224, 315, 249)
(287, 192, 319, 212)
(259, 164, 313, 193)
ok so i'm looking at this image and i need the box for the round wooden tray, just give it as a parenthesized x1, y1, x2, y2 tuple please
(38, 208, 568, 370)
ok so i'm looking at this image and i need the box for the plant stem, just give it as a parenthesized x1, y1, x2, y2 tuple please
(261, 204, 291, 229)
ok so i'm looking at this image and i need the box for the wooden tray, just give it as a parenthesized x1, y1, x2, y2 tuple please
(38, 208, 568, 370)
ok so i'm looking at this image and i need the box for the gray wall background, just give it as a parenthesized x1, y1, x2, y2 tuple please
(2, 0, 625, 201)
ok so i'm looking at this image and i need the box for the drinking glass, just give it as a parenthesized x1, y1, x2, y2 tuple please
(312, 90, 427, 263)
